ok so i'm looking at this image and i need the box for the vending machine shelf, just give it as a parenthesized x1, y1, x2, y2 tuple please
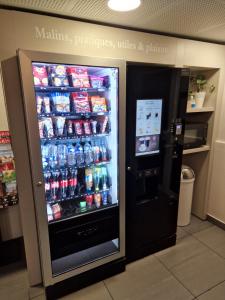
(40, 133, 110, 142)
(35, 86, 107, 93)
(38, 111, 110, 118)
(43, 161, 111, 173)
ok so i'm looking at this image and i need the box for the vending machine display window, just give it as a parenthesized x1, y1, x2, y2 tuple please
(135, 99, 162, 156)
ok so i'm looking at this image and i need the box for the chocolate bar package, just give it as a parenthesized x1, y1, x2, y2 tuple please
(67, 67, 90, 88)
(71, 92, 91, 113)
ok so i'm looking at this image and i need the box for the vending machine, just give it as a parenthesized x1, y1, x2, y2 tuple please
(126, 65, 189, 262)
(2, 50, 126, 298)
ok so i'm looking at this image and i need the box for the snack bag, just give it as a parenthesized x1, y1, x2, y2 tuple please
(90, 96, 107, 112)
(32, 65, 49, 86)
(94, 193, 101, 208)
(67, 67, 90, 88)
(48, 65, 69, 87)
(71, 92, 91, 113)
(73, 120, 83, 136)
(89, 76, 104, 88)
(38, 120, 45, 138)
(98, 116, 109, 133)
(43, 118, 54, 138)
(36, 95, 43, 114)
(52, 92, 70, 113)
(53, 117, 66, 136)
(83, 120, 92, 135)
(51, 203, 62, 220)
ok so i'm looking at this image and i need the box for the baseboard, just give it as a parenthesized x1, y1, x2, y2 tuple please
(207, 214, 225, 230)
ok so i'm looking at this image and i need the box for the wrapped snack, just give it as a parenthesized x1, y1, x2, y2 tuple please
(94, 193, 101, 208)
(67, 67, 90, 88)
(73, 120, 83, 136)
(32, 65, 49, 86)
(52, 92, 70, 113)
(83, 120, 92, 135)
(99, 116, 109, 134)
(43, 96, 51, 113)
(43, 118, 54, 138)
(48, 65, 69, 87)
(36, 95, 43, 114)
(90, 119, 98, 134)
(51, 203, 62, 220)
(67, 120, 74, 136)
(38, 119, 44, 138)
(71, 92, 90, 113)
(53, 117, 66, 136)
(90, 96, 107, 112)
(89, 76, 104, 88)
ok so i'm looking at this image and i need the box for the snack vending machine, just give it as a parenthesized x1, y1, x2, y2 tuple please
(2, 50, 125, 297)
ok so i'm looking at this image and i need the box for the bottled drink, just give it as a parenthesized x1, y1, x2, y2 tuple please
(68, 169, 78, 197)
(67, 143, 76, 167)
(92, 140, 100, 163)
(102, 191, 108, 205)
(75, 142, 84, 167)
(101, 167, 108, 190)
(85, 168, 93, 192)
(57, 144, 67, 168)
(100, 140, 108, 162)
(84, 141, 93, 165)
(50, 171, 60, 200)
(59, 170, 68, 198)
(48, 144, 58, 169)
(44, 171, 51, 201)
(93, 167, 101, 192)
(41, 144, 49, 169)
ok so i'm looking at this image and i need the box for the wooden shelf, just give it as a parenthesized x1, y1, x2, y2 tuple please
(186, 107, 214, 113)
(183, 145, 210, 155)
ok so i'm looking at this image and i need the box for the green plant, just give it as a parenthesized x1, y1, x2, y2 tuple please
(195, 74, 207, 92)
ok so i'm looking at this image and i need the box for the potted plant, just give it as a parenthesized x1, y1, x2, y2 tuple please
(192, 74, 207, 108)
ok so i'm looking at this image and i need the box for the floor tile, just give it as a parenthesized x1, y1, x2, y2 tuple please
(197, 281, 225, 300)
(0, 286, 29, 300)
(155, 236, 208, 269)
(177, 227, 190, 240)
(171, 249, 225, 297)
(182, 215, 213, 234)
(105, 255, 193, 300)
(194, 226, 225, 258)
(60, 282, 112, 300)
(0, 265, 28, 290)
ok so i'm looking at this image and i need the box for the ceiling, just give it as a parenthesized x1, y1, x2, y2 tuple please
(1, 0, 225, 44)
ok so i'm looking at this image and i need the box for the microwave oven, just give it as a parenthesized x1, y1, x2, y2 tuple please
(183, 123, 208, 149)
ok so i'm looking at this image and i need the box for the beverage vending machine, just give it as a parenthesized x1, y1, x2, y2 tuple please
(126, 65, 189, 262)
(2, 50, 126, 298)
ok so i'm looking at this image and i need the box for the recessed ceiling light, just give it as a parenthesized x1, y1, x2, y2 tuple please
(108, 0, 141, 12)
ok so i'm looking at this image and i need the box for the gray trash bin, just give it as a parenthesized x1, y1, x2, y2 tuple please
(177, 165, 195, 226)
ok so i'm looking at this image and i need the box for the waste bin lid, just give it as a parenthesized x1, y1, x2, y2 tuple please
(181, 165, 195, 180)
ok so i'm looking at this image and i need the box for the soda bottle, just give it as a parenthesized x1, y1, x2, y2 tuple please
(102, 191, 108, 205)
(93, 167, 101, 192)
(41, 144, 49, 169)
(59, 170, 68, 198)
(75, 142, 84, 167)
(94, 193, 101, 208)
(48, 144, 58, 169)
(85, 168, 93, 192)
(50, 171, 60, 200)
(44, 171, 51, 201)
(86, 194, 93, 208)
(84, 141, 93, 165)
(57, 144, 67, 168)
(101, 167, 108, 190)
(100, 140, 108, 162)
(67, 143, 76, 167)
(68, 169, 78, 197)
(92, 140, 100, 163)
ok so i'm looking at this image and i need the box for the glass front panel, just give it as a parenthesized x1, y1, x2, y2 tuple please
(32, 61, 119, 272)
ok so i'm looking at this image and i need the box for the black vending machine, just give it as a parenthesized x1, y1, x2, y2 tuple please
(126, 65, 189, 262)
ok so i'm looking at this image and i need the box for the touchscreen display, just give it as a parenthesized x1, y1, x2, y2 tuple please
(135, 99, 162, 156)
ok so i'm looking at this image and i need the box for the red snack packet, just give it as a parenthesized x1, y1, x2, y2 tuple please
(51, 203, 62, 220)
(74, 120, 83, 136)
(83, 120, 92, 135)
(71, 92, 91, 113)
(67, 67, 90, 88)
(32, 65, 48, 86)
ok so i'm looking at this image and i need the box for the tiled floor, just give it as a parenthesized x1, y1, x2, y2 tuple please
(2, 215, 225, 300)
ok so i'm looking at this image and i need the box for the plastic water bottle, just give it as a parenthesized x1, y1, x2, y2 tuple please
(57, 144, 67, 168)
(67, 143, 76, 167)
(84, 141, 93, 165)
(41, 144, 49, 169)
(75, 142, 84, 167)
(48, 144, 58, 168)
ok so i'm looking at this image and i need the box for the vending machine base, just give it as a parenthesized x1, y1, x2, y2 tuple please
(45, 257, 125, 300)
